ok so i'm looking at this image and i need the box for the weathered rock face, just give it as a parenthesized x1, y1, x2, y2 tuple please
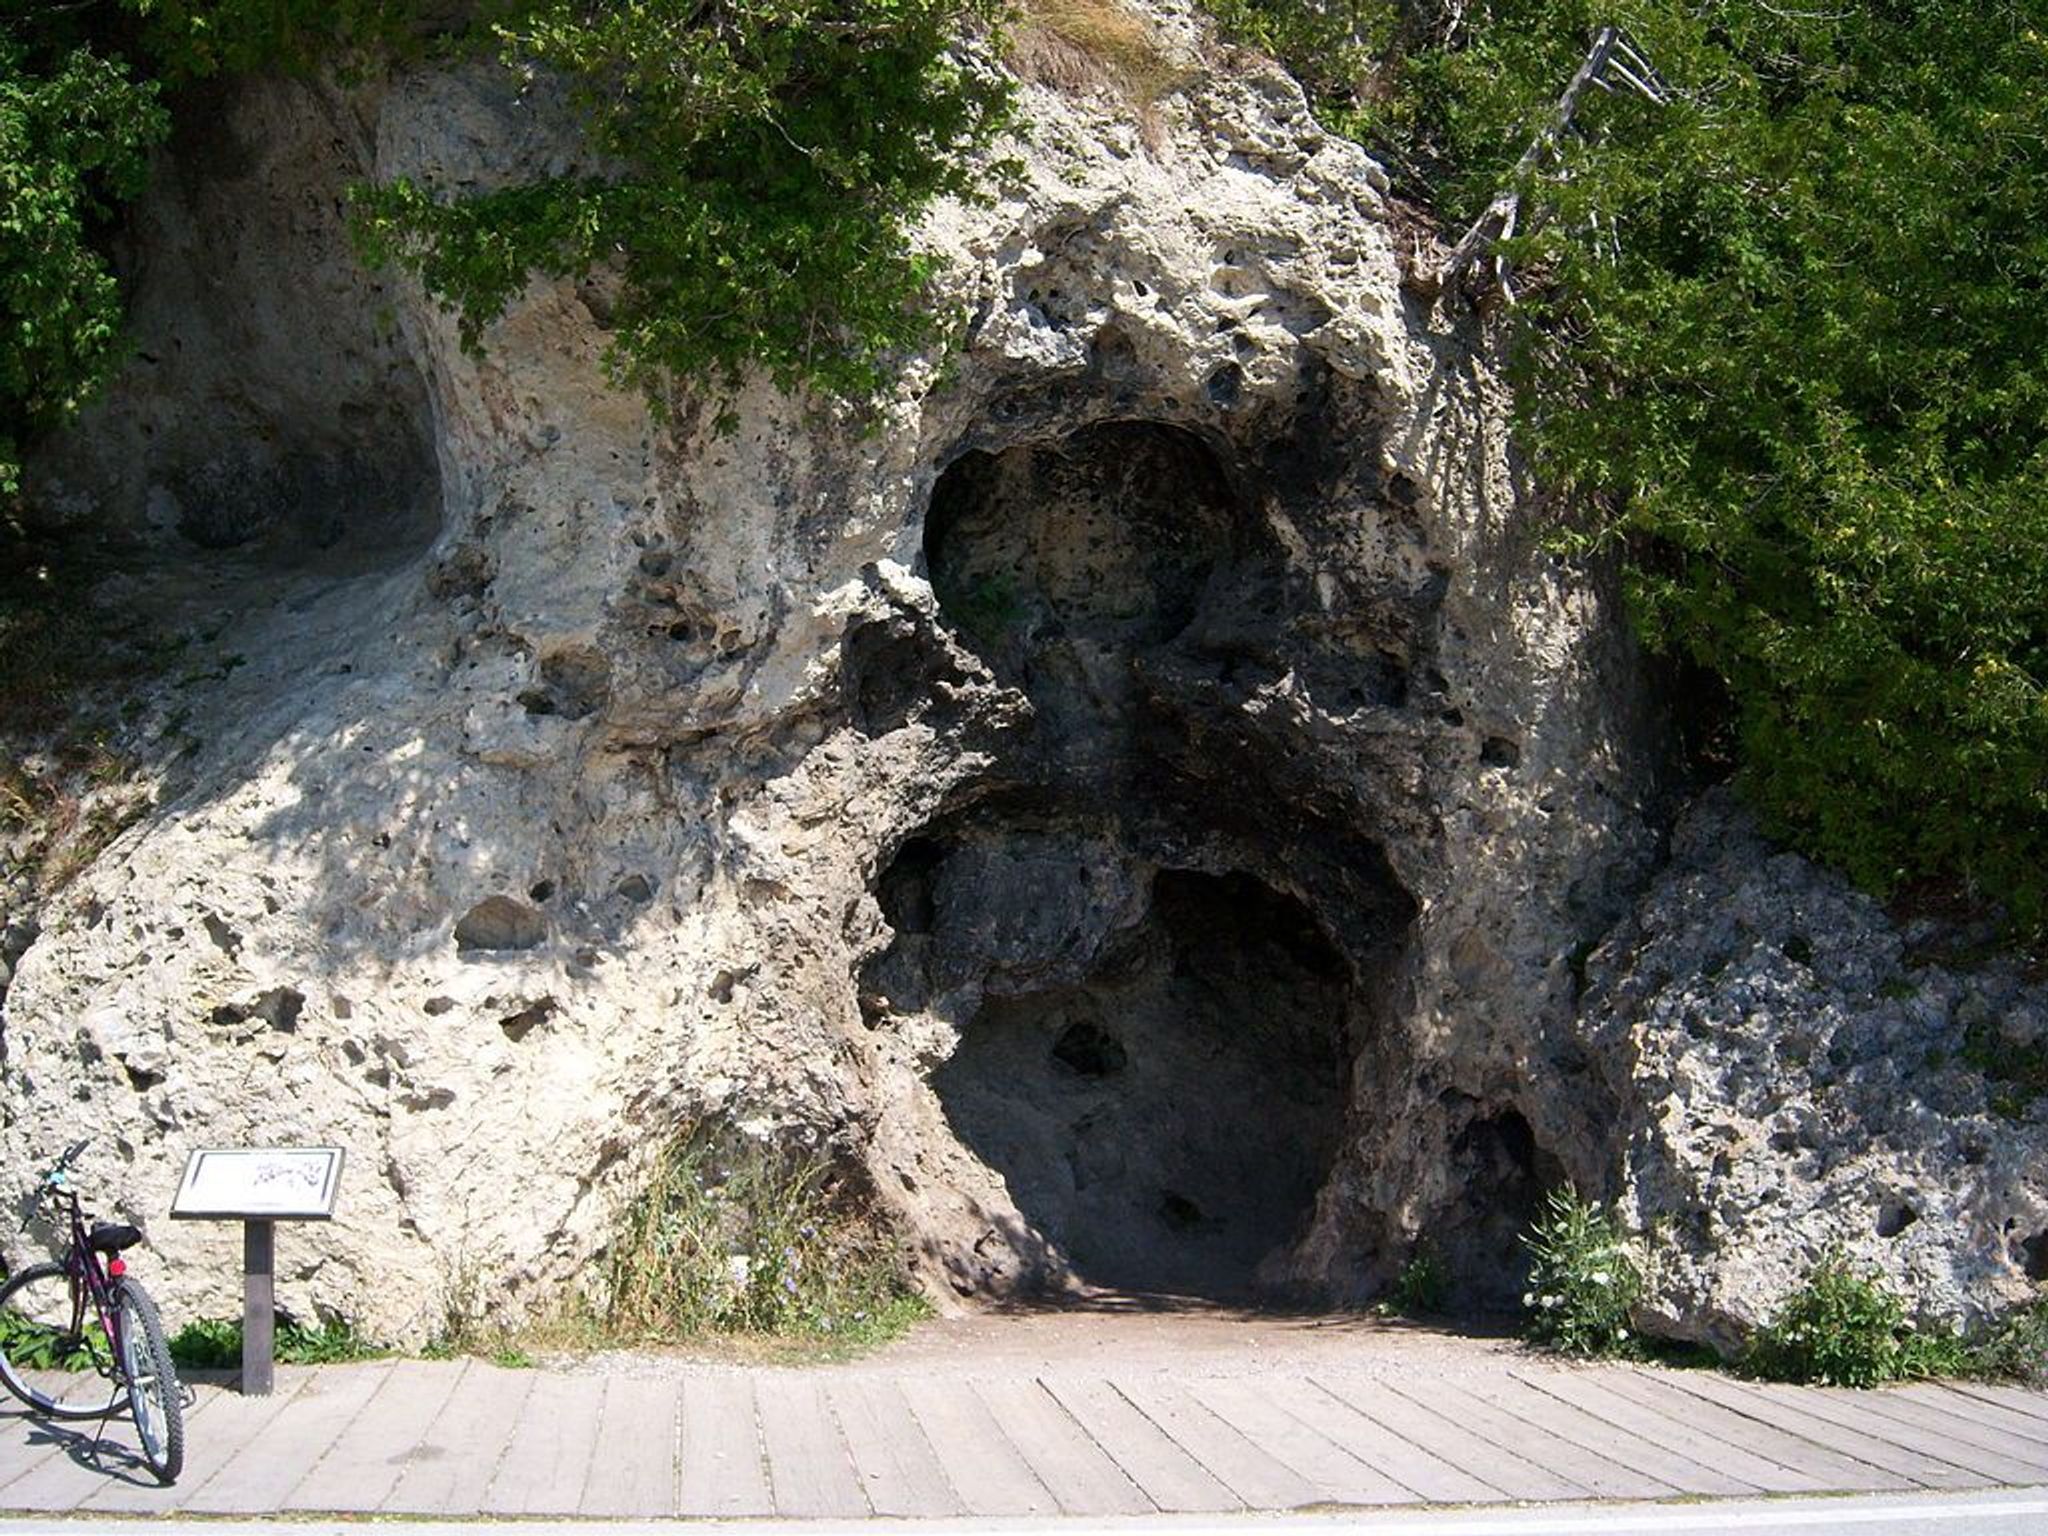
(13, 23, 2028, 1348)
(1588, 792, 2048, 1347)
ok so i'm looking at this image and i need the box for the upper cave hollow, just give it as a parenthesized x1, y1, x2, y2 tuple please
(864, 417, 1424, 1302)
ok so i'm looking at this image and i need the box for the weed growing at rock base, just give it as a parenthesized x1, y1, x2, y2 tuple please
(1520, 1185, 1642, 1358)
(166, 1314, 384, 1370)
(1741, 1255, 1968, 1388)
(1383, 1247, 1448, 1317)
(0, 1305, 105, 1371)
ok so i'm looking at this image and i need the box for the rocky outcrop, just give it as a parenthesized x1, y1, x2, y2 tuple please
(8, 16, 2030, 1350)
(1587, 791, 2048, 1347)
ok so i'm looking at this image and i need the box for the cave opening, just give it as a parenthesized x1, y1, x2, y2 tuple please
(874, 820, 1366, 1299)
(862, 416, 1429, 1301)
(933, 865, 1352, 1298)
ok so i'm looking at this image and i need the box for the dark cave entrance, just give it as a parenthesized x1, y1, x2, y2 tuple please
(877, 824, 1363, 1299)
(864, 417, 1422, 1300)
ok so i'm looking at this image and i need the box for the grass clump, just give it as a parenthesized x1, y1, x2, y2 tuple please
(602, 1127, 929, 1358)
(1741, 1256, 1967, 1388)
(1520, 1186, 1642, 1358)
(1012, 0, 1188, 111)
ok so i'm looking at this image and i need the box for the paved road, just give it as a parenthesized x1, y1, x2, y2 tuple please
(1, 1345, 2044, 1521)
(1, 1488, 2047, 1533)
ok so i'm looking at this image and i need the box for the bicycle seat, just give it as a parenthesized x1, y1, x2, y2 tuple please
(88, 1223, 142, 1253)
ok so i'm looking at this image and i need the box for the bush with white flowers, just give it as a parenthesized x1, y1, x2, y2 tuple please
(1520, 1185, 1643, 1357)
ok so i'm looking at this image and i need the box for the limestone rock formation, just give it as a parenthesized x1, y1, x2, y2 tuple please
(1588, 791, 2048, 1347)
(3, 17, 2035, 1349)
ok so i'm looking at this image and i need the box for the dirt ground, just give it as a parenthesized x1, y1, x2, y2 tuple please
(561, 1294, 1538, 1382)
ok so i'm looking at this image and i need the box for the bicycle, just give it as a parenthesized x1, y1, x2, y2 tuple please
(0, 1139, 185, 1484)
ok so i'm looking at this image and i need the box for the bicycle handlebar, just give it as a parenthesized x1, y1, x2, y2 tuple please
(19, 1140, 91, 1230)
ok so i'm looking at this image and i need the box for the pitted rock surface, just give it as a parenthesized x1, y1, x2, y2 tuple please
(1586, 790, 2048, 1345)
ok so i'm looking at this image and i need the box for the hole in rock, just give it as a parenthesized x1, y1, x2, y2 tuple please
(926, 420, 1244, 667)
(1876, 1201, 1917, 1239)
(925, 864, 1357, 1299)
(2024, 1229, 2048, 1282)
(1435, 1105, 1567, 1307)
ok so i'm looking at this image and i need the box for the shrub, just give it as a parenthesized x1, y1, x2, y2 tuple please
(1743, 1255, 1968, 1388)
(604, 1126, 927, 1350)
(0, 1303, 105, 1371)
(1968, 1297, 2048, 1387)
(1520, 1185, 1642, 1357)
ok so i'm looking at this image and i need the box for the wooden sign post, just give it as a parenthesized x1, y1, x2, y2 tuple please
(171, 1148, 345, 1396)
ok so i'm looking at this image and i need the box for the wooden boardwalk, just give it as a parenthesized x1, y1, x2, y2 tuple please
(2, 1353, 2044, 1518)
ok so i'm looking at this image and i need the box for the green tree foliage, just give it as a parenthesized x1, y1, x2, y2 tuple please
(0, 18, 164, 494)
(1205, 0, 2048, 932)
(123, 0, 424, 78)
(353, 0, 1014, 408)
(1, 0, 1011, 494)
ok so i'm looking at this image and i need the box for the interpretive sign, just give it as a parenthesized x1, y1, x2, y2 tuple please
(170, 1147, 346, 1395)
(172, 1147, 345, 1220)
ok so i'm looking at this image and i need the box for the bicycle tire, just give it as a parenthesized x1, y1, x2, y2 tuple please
(115, 1280, 184, 1484)
(0, 1261, 125, 1420)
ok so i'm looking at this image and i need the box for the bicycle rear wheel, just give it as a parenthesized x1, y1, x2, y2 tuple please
(115, 1280, 184, 1484)
(0, 1261, 125, 1420)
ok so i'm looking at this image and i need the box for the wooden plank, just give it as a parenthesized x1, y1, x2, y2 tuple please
(1598, 1370, 1901, 1492)
(85, 1377, 287, 1514)
(1116, 1377, 1321, 1509)
(1905, 1383, 2048, 1446)
(382, 1361, 528, 1515)
(181, 1363, 394, 1513)
(756, 1374, 867, 1518)
(1836, 1387, 2048, 1476)
(1268, 1375, 1503, 1503)
(1519, 1368, 1826, 1494)
(1484, 1371, 1759, 1497)
(1669, 1372, 1982, 1489)
(1313, 1374, 1587, 1502)
(678, 1375, 771, 1517)
(285, 1360, 467, 1511)
(825, 1376, 962, 1518)
(0, 1411, 174, 1510)
(478, 1369, 605, 1515)
(579, 1374, 680, 1516)
(1041, 1376, 1240, 1513)
(976, 1378, 1152, 1516)
(1941, 1382, 2048, 1428)
(1185, 1377, 1411, 1505)
(1, 1361, 231, 1502)
(1408, 1373, 1678, 1499)
(898, 1376, 1057, 1516)
(0, 1397, 118, 1507)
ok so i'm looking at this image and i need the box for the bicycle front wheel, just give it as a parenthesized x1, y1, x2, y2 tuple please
(0, 1261, 125, 1420)
(115, 1280, 184, 1484)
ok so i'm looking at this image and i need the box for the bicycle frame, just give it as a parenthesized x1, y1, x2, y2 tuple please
(43, 1181, 129, 1379)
